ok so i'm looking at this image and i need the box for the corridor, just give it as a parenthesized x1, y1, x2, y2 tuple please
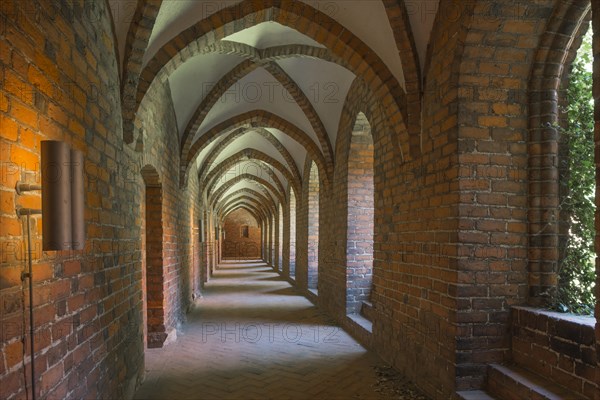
(133, 261, 428, 400)
(2, 1, 600, 399)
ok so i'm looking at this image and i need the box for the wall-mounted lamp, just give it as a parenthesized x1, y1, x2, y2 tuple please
(15, 140, 86, 400)
(17, 140, 85, 249)
(199, 219, 205, 243)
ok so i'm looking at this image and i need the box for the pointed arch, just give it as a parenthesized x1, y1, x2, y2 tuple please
(216, 188, 277, 217)
(121, 0, 162, 139)
(527, 0, 592, 303)
(203, 149, 299, 200)
(185, 110, 330, 187)
(209, 173, 285, 208)
(125, 0, 409, 163)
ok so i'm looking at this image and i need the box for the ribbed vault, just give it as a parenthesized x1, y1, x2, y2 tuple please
(110, 0, 438, 232)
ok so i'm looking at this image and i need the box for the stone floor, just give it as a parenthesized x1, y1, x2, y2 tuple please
(133, 260, 429, 400)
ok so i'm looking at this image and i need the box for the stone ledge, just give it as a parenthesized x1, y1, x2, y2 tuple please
(512, 306, 596, 329)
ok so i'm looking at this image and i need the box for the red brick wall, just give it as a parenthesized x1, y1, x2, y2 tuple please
(295, 162, 309, 291)
(142, 178, 165, 348)
(0, 1, 144, 397)
(280, 185, 297, 282)
(307, 161, 319, 291)
(0, 1, 200, 398)
(348, 6, 468, 391)
(346, 115, 374, 315)
(136, 77, 200, 349)
(278, 205, 283, 271)
(294, 157, 322, 296)
(270, 215, 276, 266)
(274, 209, 280, 270)
(510, 307, 598, 398)
(2, 2, 599, 400)
(222, 208, 261, 259)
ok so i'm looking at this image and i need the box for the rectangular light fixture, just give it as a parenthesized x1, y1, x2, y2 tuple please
(41, 140, 85, 251)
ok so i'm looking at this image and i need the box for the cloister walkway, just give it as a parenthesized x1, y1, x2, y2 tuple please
(133, 260, 427, 400)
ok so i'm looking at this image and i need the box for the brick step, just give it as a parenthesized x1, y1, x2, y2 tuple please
(487, 364, 587, 400)
(456, 390, 497, 400)
(360, 300, 374, 322)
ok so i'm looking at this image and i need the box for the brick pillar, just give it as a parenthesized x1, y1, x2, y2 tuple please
(283, 188, 296, 278)
(145, 185, 166, 348)
(289, 190, 297, 279)
(283, 196, 290, 276)
(307, 161, 320, 291)
(274, 211, 280, 269)
(278, 205, 283, 272)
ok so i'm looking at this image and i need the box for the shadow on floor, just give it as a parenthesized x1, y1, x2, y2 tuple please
(134, 260, 430, 400)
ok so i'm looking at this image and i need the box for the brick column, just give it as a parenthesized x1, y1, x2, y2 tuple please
(144, 184, 166, 348)
(307, 162, 320, 291)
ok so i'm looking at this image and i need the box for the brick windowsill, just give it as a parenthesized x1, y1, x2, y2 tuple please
(512, 306, 596, 329)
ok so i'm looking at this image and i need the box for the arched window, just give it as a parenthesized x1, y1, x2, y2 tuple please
(555, 27, 596, 314)
(346, 113, 375, 318)
(308, 161, 319, 293)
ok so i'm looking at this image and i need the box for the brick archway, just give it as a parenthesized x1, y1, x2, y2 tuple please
(217, 188, 277, 218)
(210, 173, 285, 209)
(206, 158, 286, 204)
(184, 110, 330, 188)
(180, 57, 333, 174)
(120, 0, 162, 108)
(333, 78, 386, 321)
(202, 149, 300, 200)
(382, 0, 422, 156)
(220, 196, 270, 223)
(221, 205, 268, 229)
(197, 127, 301, 192)
(124, 0, 409, 164)
(528, 1, 592, 304)
(345, 112, 374, 316)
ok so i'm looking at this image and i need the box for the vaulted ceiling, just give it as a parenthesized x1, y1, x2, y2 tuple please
(108, 0, 438, 223)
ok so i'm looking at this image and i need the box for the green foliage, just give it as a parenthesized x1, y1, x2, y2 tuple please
(552, 28, 596, 315)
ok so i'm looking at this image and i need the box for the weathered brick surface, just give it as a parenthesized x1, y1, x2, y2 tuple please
(222, 208, 261, 259)
(2, 1, 600, 400)
(277, 205, 283, 271)
(511, 307, 598, 398)
(307, 161, 319, 291)
(528, 0, 591, 304)
(280, 186, 297, 282)
(345, 114, 375, 315)
(0, 1, 200, 398)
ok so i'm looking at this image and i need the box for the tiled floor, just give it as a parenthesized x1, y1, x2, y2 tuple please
(133, 260, 427, 400)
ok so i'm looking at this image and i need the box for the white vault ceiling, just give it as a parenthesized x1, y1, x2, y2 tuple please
(109, 0, 439, 222)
